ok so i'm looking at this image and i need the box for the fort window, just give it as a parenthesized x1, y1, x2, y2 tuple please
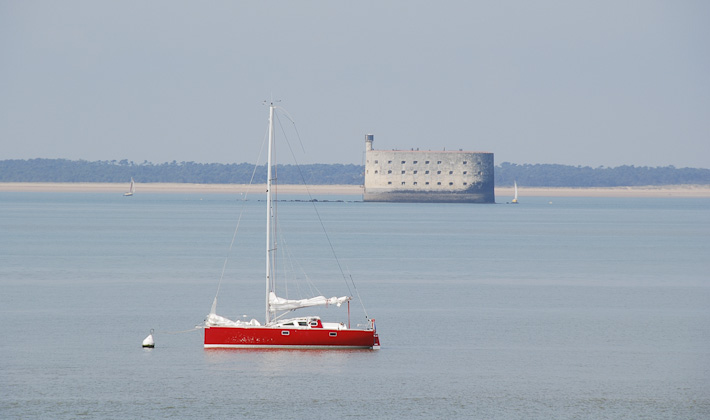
(448, 171, 453, 174)
(413, 170, 418, 174)
(401, 160, 406, 164)
(387, 170, 392, 174)
(449, 182, 454, 186)
(437, 161, 442, 164)
(425, 161, 430, 164)
(374, 160, 378, 164)
(374, 170, 379, 174)
(425, 182, 430, 185)
(401, 182, 406, 185)
(413, 182, 418, 185)
(401, 170, 405, 174)
(425, 170, 430, 174)
(463, 182, 468, 185)
(413, 161, 418, 164)
(463, 171, 467, 175)
(388, 160, 392, 164)
(437, 182, 441, 185)
(387, 181, 392, 185)
(463, 161, 467, 164)
(437, 170, 441, 174)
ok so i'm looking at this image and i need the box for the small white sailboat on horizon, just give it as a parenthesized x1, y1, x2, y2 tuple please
(123, 178, 135, 196)
(511, 180, 519, 204)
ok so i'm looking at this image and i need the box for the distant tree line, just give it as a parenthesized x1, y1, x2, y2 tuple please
(1, 159, 708, 187)
(0, 159, 362, 185)
(495, 162, 710, 187)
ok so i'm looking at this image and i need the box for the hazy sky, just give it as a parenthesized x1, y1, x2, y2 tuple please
(2, 1, 708, 168)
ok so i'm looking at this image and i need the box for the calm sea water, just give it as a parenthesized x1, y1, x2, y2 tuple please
(1, 192, 709, 419)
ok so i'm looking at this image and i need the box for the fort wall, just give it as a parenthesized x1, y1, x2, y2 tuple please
(363, 135, 495, 203)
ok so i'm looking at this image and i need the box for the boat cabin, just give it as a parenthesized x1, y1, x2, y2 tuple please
(270, 317, 348, 330)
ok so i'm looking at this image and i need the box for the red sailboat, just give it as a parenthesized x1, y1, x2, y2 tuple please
(204, 103, 380, 349)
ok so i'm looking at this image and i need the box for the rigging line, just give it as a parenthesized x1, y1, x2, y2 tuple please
(347, 271, 369, 319)
(273, 105, 305, 154)
(211, 123, 269, 310)
(279, 231, 324, 299)
(274, 108, 354, 298)
(336, 258, 369, 318)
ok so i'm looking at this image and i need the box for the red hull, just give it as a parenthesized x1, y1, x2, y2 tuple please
(204, 326, 380, 349)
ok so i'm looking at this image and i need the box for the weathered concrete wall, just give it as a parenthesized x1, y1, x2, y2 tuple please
(363, 138, 495, 203)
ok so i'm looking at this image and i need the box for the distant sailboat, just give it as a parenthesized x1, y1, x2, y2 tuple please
(511, 181, 519, 204)
(123, 178, 135, 196)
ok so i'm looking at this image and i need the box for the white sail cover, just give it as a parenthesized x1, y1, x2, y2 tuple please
(269, 292, 351, 311)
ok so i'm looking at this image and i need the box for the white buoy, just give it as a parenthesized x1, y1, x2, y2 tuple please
(142, 329, 155, 348)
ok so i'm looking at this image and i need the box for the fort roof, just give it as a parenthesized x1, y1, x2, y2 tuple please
(376, 149, 493, 154)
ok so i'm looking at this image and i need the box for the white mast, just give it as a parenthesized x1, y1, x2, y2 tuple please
(265, 103, 275, 324)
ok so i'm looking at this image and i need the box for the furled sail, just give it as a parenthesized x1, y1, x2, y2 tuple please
(205, 313, 261, 327)
(269, 292, 351, 311)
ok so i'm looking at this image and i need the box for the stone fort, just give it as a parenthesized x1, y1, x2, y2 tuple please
(363, 135, 495, 203)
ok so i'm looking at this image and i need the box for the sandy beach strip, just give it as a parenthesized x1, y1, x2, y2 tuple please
(495, 185, 710, 198)
(1, 182, 709, 198)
